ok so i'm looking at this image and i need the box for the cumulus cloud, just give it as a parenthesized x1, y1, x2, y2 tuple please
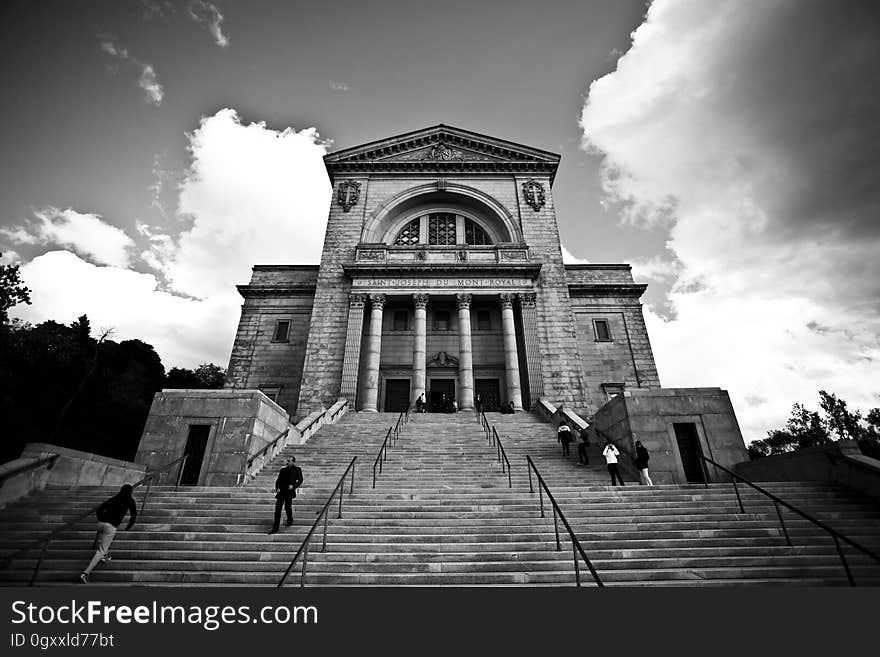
(10, 109, 331, 369)
(149, 108, 331, 299)
(99, 38, 164, 105)
(14, 251, 234, 367)
(581, 0, 880, 441)
(0, 207, 134, 267)
(187, 1, 229, 48)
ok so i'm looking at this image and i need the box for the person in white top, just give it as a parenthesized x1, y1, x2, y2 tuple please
(602, 439, 625, 486)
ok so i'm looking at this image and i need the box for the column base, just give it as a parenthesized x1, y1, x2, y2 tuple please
(361, 407, 378, 413)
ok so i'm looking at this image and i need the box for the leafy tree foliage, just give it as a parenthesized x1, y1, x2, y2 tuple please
(0, 254, 31, 324)
(749, 391, 880, 459)
(0, 317, 165, 463)
(164, 363, 226, 389)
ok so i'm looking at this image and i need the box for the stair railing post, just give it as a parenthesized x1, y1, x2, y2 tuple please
(773, 501, 792, 546)
(833, 535, 855, 586)
(176, 454, 189, 487)
(337, 485, 344, 519)
(732, 477, 744, 513)
(350, 462, 356, 494)
(538, 481, 545, 518)
(573, 543, 581, 588)
(527, 460, 534, 494)
(300, 542, 310, 588)
(140, 474, 153, 515)
(29, 539, 50, 587)
(552, 506, 561, 551)
(372, 463, 377, 489)
(321, 510, 329, 553)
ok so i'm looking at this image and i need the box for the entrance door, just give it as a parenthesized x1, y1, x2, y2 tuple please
(384, 379, 411, 412)
(475, 379, 501, 411)
(429, 379, 455, 412)
(673, 422, 705, 483)
(180, 424, 210, 485)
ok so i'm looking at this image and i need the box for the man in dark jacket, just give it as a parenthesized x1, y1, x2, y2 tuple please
(270, 456, 303, 534)
(79, 484, 137, 583)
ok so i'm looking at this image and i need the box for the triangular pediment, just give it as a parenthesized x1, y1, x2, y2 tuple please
(324, 124, 560, 182)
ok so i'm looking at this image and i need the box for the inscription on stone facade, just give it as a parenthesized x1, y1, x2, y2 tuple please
(352, 277, 532, 289)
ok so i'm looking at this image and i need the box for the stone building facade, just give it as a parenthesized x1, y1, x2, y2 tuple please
(225, 125, 660, 419)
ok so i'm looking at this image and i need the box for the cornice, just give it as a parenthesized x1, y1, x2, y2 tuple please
(237, 284, 317, 299)
(567, 283, 648, 298)
(343, 261, 542, 279)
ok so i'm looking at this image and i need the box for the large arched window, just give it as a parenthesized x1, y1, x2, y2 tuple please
(391, 213, 495, 246)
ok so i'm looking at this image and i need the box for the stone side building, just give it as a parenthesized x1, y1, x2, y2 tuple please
(226, 124, 659, 418)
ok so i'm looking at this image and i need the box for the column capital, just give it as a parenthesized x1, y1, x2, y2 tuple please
(519, 292, 537, 308)
(499, 292, 515, 309)
(456, 293, 472, 310)
(413, 293, 430, 309)
(349, 292, 368, 308)
(369, 293, 386, 310)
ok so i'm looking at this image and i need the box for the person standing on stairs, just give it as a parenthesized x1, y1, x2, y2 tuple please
(577, 426, 590, 465)
(634, 441, 654, 486)
(602, 439, 625, 486)
(269, 456, 303, 535)
(79, 484, 137, 583)
(557, 422, 573, 457)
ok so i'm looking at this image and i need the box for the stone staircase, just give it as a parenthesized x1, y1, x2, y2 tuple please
(1, 410, 879, 586)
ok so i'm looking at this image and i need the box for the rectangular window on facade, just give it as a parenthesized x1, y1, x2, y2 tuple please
(273, 320, 291, 342)
(602, 383, 625, 401)
(260, 385, 282, 402)
(593, 319, 611, 341)
(393, 310, 409, 331)
(476, 310, 491, 330)
(433, 310, 450, 331)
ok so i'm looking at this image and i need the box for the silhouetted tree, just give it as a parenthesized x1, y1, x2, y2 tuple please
(0, 254, 31, 324)
(163, 363, 225, 389)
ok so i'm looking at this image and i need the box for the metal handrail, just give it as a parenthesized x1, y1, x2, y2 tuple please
(697, 452, 880, 586)
(371, 411, 408, 488)
(490, 426, 512, 488)
(372, 427, 393, 489)
(1, 453, 189, 585)
(247, 428, 290, 472)
(277, 457, 357, 588)
(0, 454, 61, 485)
(525, 456, 603, 587)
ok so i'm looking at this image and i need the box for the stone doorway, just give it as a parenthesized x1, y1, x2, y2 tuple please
(673, 422, 705, 483)
(180, 424, 210, 485)
(428, 379, 456, 412)
(475, 379, 501, 411)
(383, 379, 411, 412)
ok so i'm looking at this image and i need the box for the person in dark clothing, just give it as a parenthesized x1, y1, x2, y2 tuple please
(415, 394, 425, 413)
(634, 440, 654, 486)
(474, 394, 483, 414)
(557, 423, 573, 457)
(577, 426, 590, 465)
(79, 484, 137, 583)
(269, 456, 303, 534)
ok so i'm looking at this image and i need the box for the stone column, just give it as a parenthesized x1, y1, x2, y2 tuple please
(456, 293, 475, 411)
(411, 293, 429, 406)
(340, 292, 367, 402)
(499, 293, 523, 410)
(361, 294, 386, 413)
(519, 292, 543, 408)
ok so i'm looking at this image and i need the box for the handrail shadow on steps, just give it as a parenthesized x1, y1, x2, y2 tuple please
(277, 457, 357, 588)
(0, 453, 190, 586)
(525, 456, 604, 587)
(695, 451, 880, 586)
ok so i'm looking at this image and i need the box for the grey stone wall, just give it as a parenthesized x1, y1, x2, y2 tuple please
(226, 266, 317, 417)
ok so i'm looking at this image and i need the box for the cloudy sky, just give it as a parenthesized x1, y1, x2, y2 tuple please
(1, 0, 877, 442)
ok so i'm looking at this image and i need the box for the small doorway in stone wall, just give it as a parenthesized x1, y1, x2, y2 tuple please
(475, 379, 501, 411)
(429, 379, 455, 412)
(180, 424, 210, 485)
(673, 422, 705, 483)
(384, 379, 411, 412)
